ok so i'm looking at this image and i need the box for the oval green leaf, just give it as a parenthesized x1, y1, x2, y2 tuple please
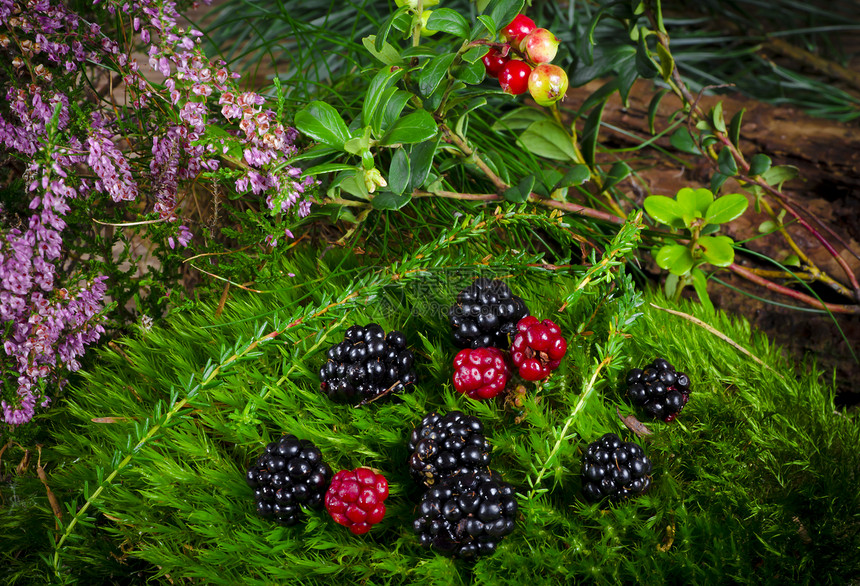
(705, 193, 748, 224)
(749, 153, 772, 176)
(699, 235, 735, 267)
(372, 191, 412, 210)
(380, 110, 438, 146)
(388, 148, 410, 195)
(419, 53, 457, 98)
(426, 8, 470, 38)
(294, 101, 351, 149)
(644, 195, 683, 227)
(655, 243, 694, 275)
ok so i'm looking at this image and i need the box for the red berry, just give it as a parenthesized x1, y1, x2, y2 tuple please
(510, 316, 567, 381)
(325, 467, 389, 535)
(501, 14, 536, 44)
(482, 47, 509, 78)
(528, 64, 568, 106)
(498, 60, 532, 95)
(520, 28, 559, 63)
(452, 347, 511, 400)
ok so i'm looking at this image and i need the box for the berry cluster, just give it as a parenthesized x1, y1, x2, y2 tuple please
(408, 412, 518, 558)
(246, 434, 332, 526)
(625, 358, 692, 422)
(449, 278, 567, 398)
(319, 323, 417, 405)
(247, 435, 390, 534)
(581, 433, 652, 502)
(408, 411, 491, 486)
(483, 14, 569, 106)
(413, 471, 518, 559)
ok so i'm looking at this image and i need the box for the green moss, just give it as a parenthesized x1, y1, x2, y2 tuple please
(16, 213, 860, 585)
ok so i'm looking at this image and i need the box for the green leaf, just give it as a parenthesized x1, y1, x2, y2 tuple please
(749, 153, 772, 176)
(690, 268, 715, 313)
(388, 148, 410, 195)
(635, 32, 659, 78)
(519, 119, 578, 162)
(295, 101, 351, 149)
(371, 191, 412, 210)
(675, 187, 701, 225)
(656, 42, 674, 82)
(783, 254, 801, 267)
(691, 187, 715, 216)
(462, 45, 489, 64)
(364, 66, 406, 137)
(554, 165, 590, 190)
(644, 195, 684, 228)
(758, 220, 777, 234)
(376, 6, 407, 52)
(655, 243, 694, 275)
(301, 163, 358, 177)
(491, 107, 546, 132)
(379, 90, 412, 135)
(487, 0, 524, 36)
(647, 88, 669, 135)
(728, 108, 745, 148)
(705, 193, 748, 224)
(670, 128, 701, 155)
(380, 110, 438, 145)
(717, 147, 738, 176)
(362, 36, 403, 66)
(601, 161, 632, 193)
(409, 138, 438, 191)
(711, 102, 726, 133)
(503, 174, 535, 203)
(473, 15, 496, 39)
(699, 235, 735, 267)
(454, 59, 485, 85)
(760, 164, 799, 188)
(710, 171, 730, 193)
(427, 8, 470, 38)
(581, 100, 608, 168)
(419, 53, 457, 97)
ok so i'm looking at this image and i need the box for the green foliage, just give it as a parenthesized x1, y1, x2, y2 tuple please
(16, 211, 857, 584)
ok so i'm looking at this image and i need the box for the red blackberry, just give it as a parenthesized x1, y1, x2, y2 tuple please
(319, 323, 417, 405)
(510, 316, 567, 381)
(581, 433, 652, 502)
(245, 434, 332, 526)
(408, 411, 491, 487)
(325, 467, 389, 535)
(625, 358, 691, 422)
(413, 471, 518, 559)
(452, 347, 510, 400)
(448, 278, 529, 349)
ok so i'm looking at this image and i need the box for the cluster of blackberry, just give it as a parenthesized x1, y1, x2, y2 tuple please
(625, 358, 692, 422)
(408, 411, 518, 559)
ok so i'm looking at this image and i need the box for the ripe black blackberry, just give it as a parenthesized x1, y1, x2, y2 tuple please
(581, 433, 652, 502)
(448, 278, 529, 349)
(319, 323, 417, 405)
(246, 434, 332, 526)
(625, 358, 691, 422)
(408, 411, 491, 487)
(413, 471, 518, 559)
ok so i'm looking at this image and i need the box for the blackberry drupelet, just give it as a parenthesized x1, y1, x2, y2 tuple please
(319, 323, 417, 405)
(581, 433, 652, 502)
(448, 278, 529, 349)
(246, 434, 332, 526)
(408, 411, 491, 487)
(413, 471, 518, 559)
(625, 358, 691, 422)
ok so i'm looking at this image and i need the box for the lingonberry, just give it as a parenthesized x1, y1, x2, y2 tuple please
(482, 48, 509, 78)
(498, 60, 532, 95)
(528, 64, 569, 106)
(452, 347, 510, 400)
(510, 316, 567, 381)
(325, 467, 389, 535)
(520, 28, 560, 63)
(501, 14, 536, 44)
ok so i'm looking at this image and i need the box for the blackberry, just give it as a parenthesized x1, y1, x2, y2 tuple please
(325, 467, 389, 535)
(510, 316, 567, 381)
(581, 433, 652, 502)
(413, 471, 518, 559)
(452, 347, 510, 400)
(319, 323, 417, 405)
(408, 411, 491, 487)
(625, 358, 691, 422)
(245, 434, 332, 526)
(448, 278, 529, 349)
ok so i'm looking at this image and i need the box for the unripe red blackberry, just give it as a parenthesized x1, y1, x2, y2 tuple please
(413, 471, 518, 559)
(510, 316, 567, 380)
(408, 411, 491, 487)
(325, 467, 389, 535)
(448, 278, 529, 349)
(246, 434, 332, 526)
(581, 433, 652, 502)
(452, 347, 510, 400)
(626, 358, 691, 422)
(319, 323, 417, 405)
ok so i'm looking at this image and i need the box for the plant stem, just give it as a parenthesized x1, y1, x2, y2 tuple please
(729, 263, 859, 314)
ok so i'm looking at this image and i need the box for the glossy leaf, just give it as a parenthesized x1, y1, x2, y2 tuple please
(761, 164, 799, 188)
(295, 101, 351, 149)
(554, 165, 590, 190)
(717, 147, 738, 176)
(699, 235, 735, 267)
(728, 108, 745, 148)
(409, 138, 438, 191)
(380, 110, 438, 145)
(419, 53, 457, 97)
(487, 0, 524, 37)
(520, 119, 577, 162)
(635, 32, 659, 78)
(675, 187, 704, 223)
(655, 243, 694, 275)
(581, 100, 608, 168)
(371, 191, 412, 210)
(504, 174, 535, 203)
(364, 66, 405, 137)
(362, 36, 402, 66)
(749, 153, 772, 176)
(644, 195, 684, 228)
(670, 128, 701, 155)
(427, 8, 470, 38)
(710, 171, 730, 194)
(690, 268, 715, 313)
(647, 88, 669, 135)
(601, 161, 632, 193)
(388, 148, 410, 195)
(705, 193, 748, 224)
